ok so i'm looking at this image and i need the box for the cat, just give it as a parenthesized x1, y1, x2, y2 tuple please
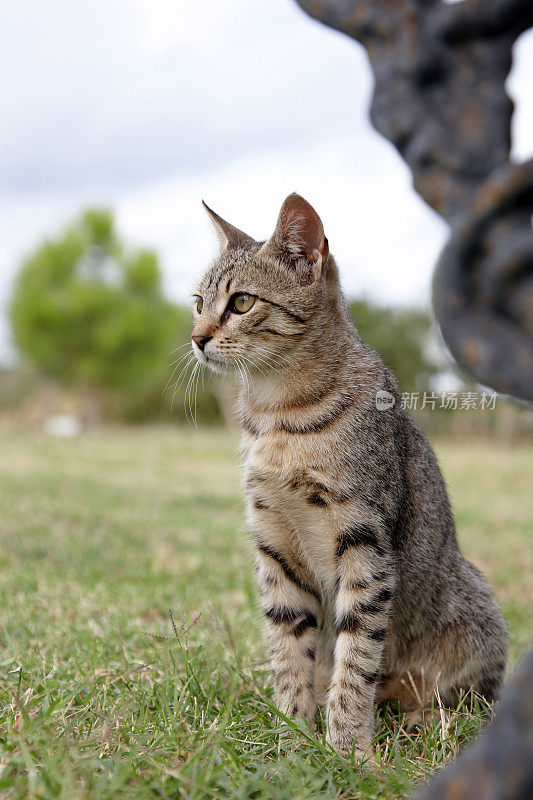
(190, 192, 508, 760)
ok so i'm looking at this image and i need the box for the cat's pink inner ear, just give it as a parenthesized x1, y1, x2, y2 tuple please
(274, 194, 328, 282)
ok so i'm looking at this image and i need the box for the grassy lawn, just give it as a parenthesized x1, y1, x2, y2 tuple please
(0, 425, 531, 799)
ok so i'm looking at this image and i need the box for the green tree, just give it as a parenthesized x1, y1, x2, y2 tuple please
(349, 299, 436, 392)
(9, 208, 218, 422)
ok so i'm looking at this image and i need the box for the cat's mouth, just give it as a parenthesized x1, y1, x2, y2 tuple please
(203, 356, 226, 373)
(196, 350, 262, 380)
(192, 345, 228, 374)
(191, 343, 209, 365)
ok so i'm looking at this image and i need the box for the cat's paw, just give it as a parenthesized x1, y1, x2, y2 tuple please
(278, 697, 318, 729)
(325, 728, 375, 766)
(404, 705, 442, 732)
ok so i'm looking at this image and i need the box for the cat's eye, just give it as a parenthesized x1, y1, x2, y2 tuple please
(194, 296, 203, 314)
(231, 293, 255, 314)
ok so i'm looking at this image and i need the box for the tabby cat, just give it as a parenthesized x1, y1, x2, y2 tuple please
(190, 193, 508, 759)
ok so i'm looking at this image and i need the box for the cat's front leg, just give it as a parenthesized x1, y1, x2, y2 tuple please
(255, 537, 322, 725)
(326, 522, 395, 759)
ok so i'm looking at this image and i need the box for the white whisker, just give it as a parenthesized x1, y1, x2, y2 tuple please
(184, 361, 200, 425)
(168, 341, 193, 356)
(164, 348, 194, 391)
(170, 354, 196, 410)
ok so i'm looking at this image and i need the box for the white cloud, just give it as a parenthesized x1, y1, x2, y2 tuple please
(0, 0, 366, 191)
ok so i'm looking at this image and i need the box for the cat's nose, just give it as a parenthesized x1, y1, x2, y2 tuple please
(192, 334, 212, 352)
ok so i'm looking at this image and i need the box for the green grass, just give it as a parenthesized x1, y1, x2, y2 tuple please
(0, 426, 531, 799)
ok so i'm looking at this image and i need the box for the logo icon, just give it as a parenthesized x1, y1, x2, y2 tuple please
(375, 390, 395, 411)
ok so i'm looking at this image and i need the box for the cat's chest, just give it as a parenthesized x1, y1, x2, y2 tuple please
(242, 428, 333, 503)
(242, 431, 342, 586)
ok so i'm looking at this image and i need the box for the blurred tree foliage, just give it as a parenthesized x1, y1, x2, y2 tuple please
(9, 209, 219, 423)
(349, 299, 436, 392)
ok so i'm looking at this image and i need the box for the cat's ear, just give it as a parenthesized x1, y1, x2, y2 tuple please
(202, 200, 255, 253)
(260, 193, 328, 285)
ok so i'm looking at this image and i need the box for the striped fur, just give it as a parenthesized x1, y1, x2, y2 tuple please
(193, 194, 508, 759)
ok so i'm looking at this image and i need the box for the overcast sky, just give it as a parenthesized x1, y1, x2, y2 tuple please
(1, 0, 532, 363)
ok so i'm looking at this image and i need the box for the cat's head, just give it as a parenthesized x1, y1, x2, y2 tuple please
(191, 193, 343, 376)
